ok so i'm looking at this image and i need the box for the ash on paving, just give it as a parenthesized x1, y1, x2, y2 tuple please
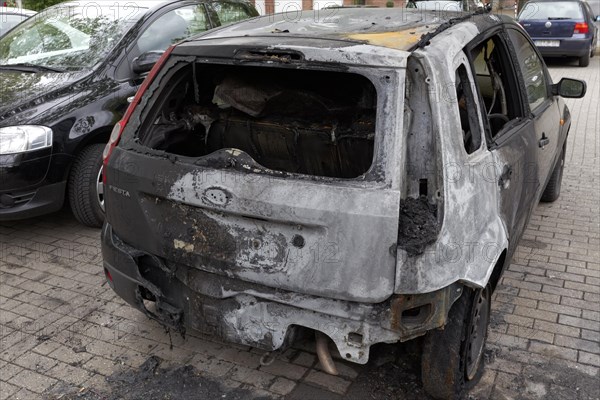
(342, 342, 432, 400)
(43, 356, 273, 400)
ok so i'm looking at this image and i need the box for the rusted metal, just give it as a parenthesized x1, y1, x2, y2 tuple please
(389, 284, 462, 341)
(315, 331, 339, 376)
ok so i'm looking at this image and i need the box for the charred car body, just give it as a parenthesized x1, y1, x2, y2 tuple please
(101, 8, 586, 399)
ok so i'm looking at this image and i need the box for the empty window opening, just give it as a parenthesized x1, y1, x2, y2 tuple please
(470, 38, 522, 138)
(455, 64, 482, 154)
(139, 64, 377, 179)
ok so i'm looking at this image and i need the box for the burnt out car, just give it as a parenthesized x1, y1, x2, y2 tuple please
(101, 8, 586, 399)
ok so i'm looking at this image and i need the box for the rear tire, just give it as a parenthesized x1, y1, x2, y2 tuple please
(68, 144, 105, 228)
(541, 143, 565, 203)
(579, 48, 590, 67)
(421, 285, 491, 400)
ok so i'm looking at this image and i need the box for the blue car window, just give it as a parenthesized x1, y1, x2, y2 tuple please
(519, 1, 583, 20)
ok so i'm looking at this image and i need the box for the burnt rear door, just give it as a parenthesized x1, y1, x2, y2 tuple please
(105, 58, 405, 304)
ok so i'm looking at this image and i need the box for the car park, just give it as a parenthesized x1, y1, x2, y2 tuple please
(518, 0, 599, 66)
(100, 8, 586, 399)
(0, 0, 258, 227)
(0, 6, 35, 36)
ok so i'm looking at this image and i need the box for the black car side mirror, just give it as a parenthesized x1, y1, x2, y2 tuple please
(552, 78, 586, 98)
(132, 51, 163, 75)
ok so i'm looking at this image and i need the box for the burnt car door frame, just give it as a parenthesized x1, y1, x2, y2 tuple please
(464, 26, 538, 259)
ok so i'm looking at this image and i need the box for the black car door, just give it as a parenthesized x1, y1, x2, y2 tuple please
(466, 31, 539, 248)
(115, 1, 212, 81)
(506, 28, 564, 195)
(108, 1, 213, 125)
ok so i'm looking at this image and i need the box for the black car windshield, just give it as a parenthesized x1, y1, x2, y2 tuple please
(519, 1, 583, 20)
(0, 3, 146, 70)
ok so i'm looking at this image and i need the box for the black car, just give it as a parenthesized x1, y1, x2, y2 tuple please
(0, 0, 258, 227)
(101, 8, 585, 399)
(518, 0, 599, 66)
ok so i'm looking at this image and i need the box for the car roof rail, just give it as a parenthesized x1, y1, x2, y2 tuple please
(414, 5, 492, 50)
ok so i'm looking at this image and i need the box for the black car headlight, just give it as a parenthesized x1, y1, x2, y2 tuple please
(0, 126, 53, 155)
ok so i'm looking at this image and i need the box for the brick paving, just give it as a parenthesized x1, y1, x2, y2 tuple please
(1, 57, 599, 399)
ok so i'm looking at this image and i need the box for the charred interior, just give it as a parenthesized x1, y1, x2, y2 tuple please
(139, 63, 377, 179)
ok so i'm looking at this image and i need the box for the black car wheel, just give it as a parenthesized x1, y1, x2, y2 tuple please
(421, 285, 491, 400)
(68, 144, 105, 228)
(541, 142, 566, 202)
(579, 46, 591, 67)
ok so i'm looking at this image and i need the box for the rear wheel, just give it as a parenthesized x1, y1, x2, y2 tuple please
(541, 143, 565, 203)
(68, 144, 105, 228)
(579, 47, 591, 67)
(421, 285, 491, 400)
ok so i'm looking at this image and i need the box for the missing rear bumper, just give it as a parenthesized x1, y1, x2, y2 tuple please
(102, 223, 462, 364)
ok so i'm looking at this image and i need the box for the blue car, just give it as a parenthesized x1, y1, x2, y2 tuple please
(518, 0, 599, 66)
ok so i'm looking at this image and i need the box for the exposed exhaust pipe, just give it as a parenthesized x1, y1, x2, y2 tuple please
(315, 331, 339, 376)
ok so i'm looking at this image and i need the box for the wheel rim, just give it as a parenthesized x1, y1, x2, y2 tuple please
(465, 287, 490, 380)
(97, 165, 105, 212)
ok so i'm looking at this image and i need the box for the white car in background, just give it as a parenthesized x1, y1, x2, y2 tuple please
(0, 6, 35, 36)
(406, 0, 484, 11)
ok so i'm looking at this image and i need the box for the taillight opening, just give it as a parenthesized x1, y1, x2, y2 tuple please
(102, 45, 176, 184)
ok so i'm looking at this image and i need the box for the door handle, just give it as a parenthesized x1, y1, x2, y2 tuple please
(539, 133, 550, 148)
(498, 165, 513, 190)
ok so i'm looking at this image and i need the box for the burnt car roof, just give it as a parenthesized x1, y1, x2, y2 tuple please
(192, 8, 463, 51)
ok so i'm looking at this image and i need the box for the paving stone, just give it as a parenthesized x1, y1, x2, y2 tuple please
(533, 320, 580, 338)
(505, 325, 554, 344)
(304, 370, 351, 394)
(229, 365, 277, 390)
(8, 369, 57, 393)
(0, 363, 23, 381)
(218, 347, 263, 369)
(578, 352, 600, 368)
(83, 356, 118, 376)
(13, 352, 58, 374)
(260, 359, 308, 380)
(10, 387, 38, 400)
(190, 355, 235, 378)
(291, 351, 317, 368)
(528, 342, 578, 362)
(0, 381, 19, 400)
(537, 301, 582, 317)
(558, 315, 600, 331)
(514, 306, 557, 323)
(269, 377, 297, 396)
